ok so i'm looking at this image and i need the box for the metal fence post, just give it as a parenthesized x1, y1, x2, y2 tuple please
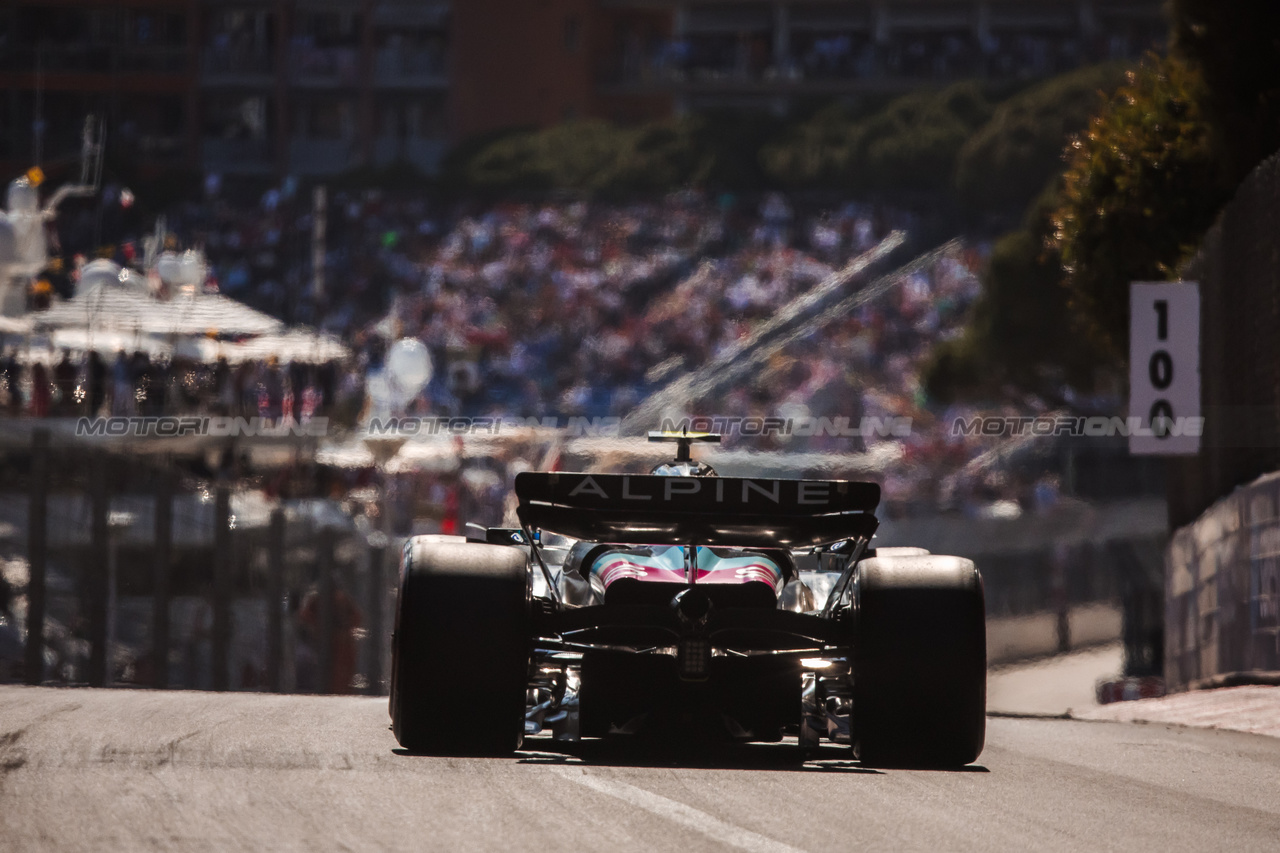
(152, 465, 173, 688)
(366, 541, 384, 695)
(24, 429, 49, 685)
(266, 506, 286, 692)
(317, 527, 335, 694)
(88, 453, 109, 687)
(212, 484, 231, 691)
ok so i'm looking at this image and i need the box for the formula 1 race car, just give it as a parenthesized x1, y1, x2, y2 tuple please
(390, 433, 986, 767)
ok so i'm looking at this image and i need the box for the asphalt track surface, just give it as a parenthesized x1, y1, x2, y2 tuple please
(2, 686, 1279, 852)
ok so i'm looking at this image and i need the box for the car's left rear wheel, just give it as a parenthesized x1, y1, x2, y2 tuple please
(390, 539, 530, 755)
(850, 554, 986, 768)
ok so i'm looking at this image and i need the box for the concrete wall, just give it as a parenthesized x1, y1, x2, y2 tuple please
(1165, 470, 1280, 690)
(987, 602, 1122, 665)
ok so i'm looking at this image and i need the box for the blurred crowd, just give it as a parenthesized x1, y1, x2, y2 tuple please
(5, 183, 1049, 515)
(0, 347, 364, 424)
(71, 186, 925, 426)
(383, 193, 919, 420)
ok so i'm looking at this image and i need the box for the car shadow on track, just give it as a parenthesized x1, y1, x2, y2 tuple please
(515, 737, 884, 773)
(391, 737, 989, 774)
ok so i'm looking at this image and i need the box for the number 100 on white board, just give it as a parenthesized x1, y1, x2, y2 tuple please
(1129, 282, 1200, 455)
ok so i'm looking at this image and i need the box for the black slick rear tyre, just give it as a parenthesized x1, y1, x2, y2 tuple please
(852, 555, 986, 768)
(390, 540, 530, 754)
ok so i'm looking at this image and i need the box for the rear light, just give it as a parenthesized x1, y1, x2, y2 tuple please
(678, 637, 710, 681)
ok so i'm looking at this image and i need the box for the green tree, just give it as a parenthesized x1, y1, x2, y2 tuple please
(689, 110, 787, 190)
(857, 82, 993, 192)
(1050, 55, 1228, 359)
(924, 190, 1090, 402)
(463, 120, 630, 193)
(761, 81, 992, 193)
(610, 120, 711, 191)
(451, 113, 784, 195)
(757, 103, 858, 189)
(954, 63, 1128, 214)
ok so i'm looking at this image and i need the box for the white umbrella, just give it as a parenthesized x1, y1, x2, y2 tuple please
(217, 330, 350, 365)
(0, 315, 32, 335)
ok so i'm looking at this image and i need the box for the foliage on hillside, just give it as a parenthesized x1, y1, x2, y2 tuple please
(760, 82, 994, 193)
(954, 63, 1128, 213)
(451, 113, 785, 195)
(1050, 55, 1229, 360)
(445, 66, 1147, 212)
(923, 189, 1092, 402)
(932, 4, 1280, 403)
(927, 55, 1229, 401)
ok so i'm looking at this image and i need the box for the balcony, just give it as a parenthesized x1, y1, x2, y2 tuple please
(289, 46, 361, 86)
(203, 137, 274, 175)
(373, 47, 448, 88)
(119, 47, 190, 75)
(371, 2, 449, 28)
(123, 134, 188, 164)
(202, 47, 274, 86)
(372, 138, 447, 174)
(288, 138, 357, 175)
(1, 45, 188, 76)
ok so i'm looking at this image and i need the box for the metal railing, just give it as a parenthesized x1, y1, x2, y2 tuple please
(2, 45, 188, 75)
(202, 47, 274, 79)
(203, 138, 275, 174)
(6, 431, 394, 695)
(372, 47, 447, 86)
(288, 46, 361, 85)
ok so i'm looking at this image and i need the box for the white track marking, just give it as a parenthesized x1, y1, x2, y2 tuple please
(550, 766, 809, 853)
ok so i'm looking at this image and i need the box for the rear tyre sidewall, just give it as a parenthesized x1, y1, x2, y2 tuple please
(391, 541, 530, 755)
(852, 556, 986, 768)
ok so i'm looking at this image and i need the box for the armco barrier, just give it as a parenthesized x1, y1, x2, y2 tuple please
(1165, 469, 1280, 691)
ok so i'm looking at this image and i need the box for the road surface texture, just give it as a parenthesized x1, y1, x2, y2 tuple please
(1079, 685, 1280, 739)
(985, 641, 1280, 740)
(2, 685, 1279, 852)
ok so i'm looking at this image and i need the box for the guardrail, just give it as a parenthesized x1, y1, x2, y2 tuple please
(5, 431, 391, 696)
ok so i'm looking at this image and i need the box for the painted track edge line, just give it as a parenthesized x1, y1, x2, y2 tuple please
(549, 766, 810, 853)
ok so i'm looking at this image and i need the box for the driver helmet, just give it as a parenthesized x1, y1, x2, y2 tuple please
(650, 460, 717, 477)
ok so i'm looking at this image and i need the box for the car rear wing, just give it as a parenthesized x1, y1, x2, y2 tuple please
(514, 472, 879, 548)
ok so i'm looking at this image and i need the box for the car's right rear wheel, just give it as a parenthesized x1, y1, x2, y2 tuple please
(851, 554, 986, 768)
(390, 539, 530, 755)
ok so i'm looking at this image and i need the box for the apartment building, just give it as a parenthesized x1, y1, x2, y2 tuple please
(0, 0, 449, 179)
(1, 1, 1164, 179)
(452, 0, 1164, 136)
(0, 1, 199, 176)
(451, 0, 673, 138)
(200, 0, 449, 176)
